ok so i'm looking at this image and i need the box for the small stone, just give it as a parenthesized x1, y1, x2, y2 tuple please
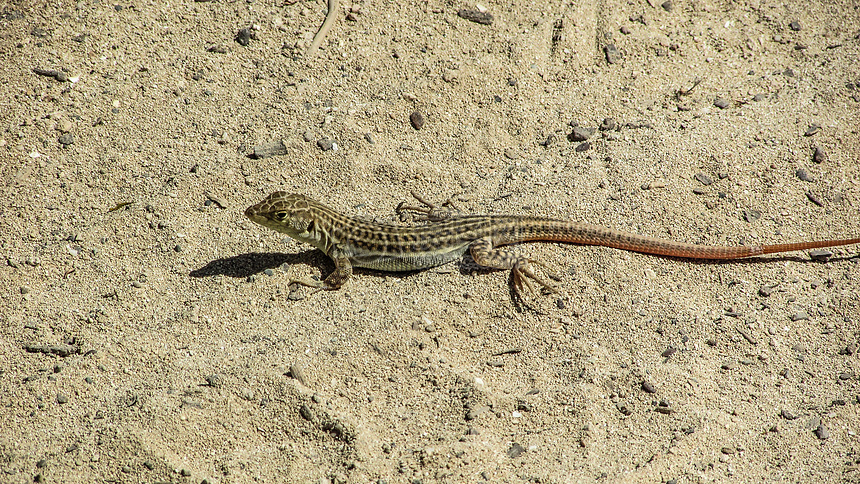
(57, 393, 69, 404)
(804, 124, 820, 137)
(814, 424, 829, 440)
(693, 172, 713, 186)
(574, 142, 591, 152)
(457, 9, 493, 25)
(812, 146, 826, 164)
(758, 285, 773, 297)
(789, 21, 801, 31)
(441, 69, 458, 83)
(181, 468, 192, 477)
(144, 461, 155, 470)
(504, 148, 521, 160)
(58, 133, 74, 146)
(641, 381, 656, 393)
(37, 459, 47, 468)
(507, 443, 525, 458)
(57, 118, 72, 132)
(838, 372, 855, 381)
(795, 168, 811, 182)
(289, 364, 307, 385)
(466, 405, 490, 420)
(714, 97, 730, 109)
(409, 111, 425, 129)
(721, 360, 737, 370)
(790, 311, 809, 322)
(317, 138, 334, 151)
(721, 447, 735, 455)
(604, 44, 621, 64)
(599, 118, 616, 131)
(743, 210, 761, 223)
(303, 131, 314, 142)
(122, 466, 131, 473)
(753, 93, 766, 102)
(781, 409, 797, 420)
(568, 126, 594, 142)
(809, 249, 833, 261)
(661, 347, 676, 358)
(661, 1, 673, 12)
(204, 374, 223, 388)
(235, 28, 251, 46)
(363, 133, 374, 144)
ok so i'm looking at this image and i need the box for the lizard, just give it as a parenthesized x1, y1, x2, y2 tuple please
(244, 191, 860, 300)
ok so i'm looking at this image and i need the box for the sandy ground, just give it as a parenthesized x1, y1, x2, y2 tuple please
(2, 0, 859, 482)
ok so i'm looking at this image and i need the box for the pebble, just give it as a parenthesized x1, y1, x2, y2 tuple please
(457, 9, 493, 25)
(812, 146, 826, 164)
(504, 148, 521, 160)
(780, 409, 797, 420)
(790, 311, 809, 322)
(789, 21, 801, 31)
(814, 424, 829, 440)
(796, 167, 812, 181)
(743, 210, 761, 223)
(57, 393, 68, 404)
(752, 93, 766, 102)
(599, 118, 616, 131)
(804, 124, 820, 137)
(466, 405, 490, 420)
(204, 374, 223, 388)
(661, 347, 676, 358)
(253, 140, 288, 159)
(642, 381, 656, 393)
(604, 44, 621, 64)
(144, 461, 155, 470)
(57, 118, 72, 132)
(363, 133, 374, 144)
(121, 465, 131, 473)
(714, 97, 730, 109)
(838, 372, 854, 380)
(58, 133, 74, 146)
(661, 1, 673, 12)
(507, 443, 525, 458)
(317, 138, 334, 151)
(289, 364, 307, 385)
(758, 285, 773, 297)
(568, 126, 594, 141)
(721, 360, 737, 370)
(809, 249, 832, 261)
(235, 27, 251, 46)
(409, 111, 424, 129)
(720, 447, 735, 455)
(694, 173, 713, 185)
(574, 142, 591, 152)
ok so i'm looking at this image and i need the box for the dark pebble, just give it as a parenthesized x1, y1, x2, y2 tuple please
(409, 111, 424, 129)
(263, 268, 274, 276)
(457, 9, 493, 25)
(121, 465, 131, 473)
(758, 285, 773, 297)
(780, 409, 797, 420)
(207, 44, 229, 54)
(812, 146, 826, 164)
(743, 210, 761, 223)
(574, 142, 591, 152)
(604, 44, 621, 64)
(642, 381, 656, 393)
(694, 172, 713, 185)
(599, 118, 616, 131)
(804, 124, 820, 136)
(58, 133, 74, 146)
(617, 404, 633, 415)
(568, 126, 595, 142)
(789, 21, 801, 31)
(661, 347, 676, 358)
(838, 372, 855, 380)
(814, 424, 829, 440)
(299, 404, 314, 421)
(57, 393, 68, 404)
(204, 374, 223, 388)
(805, 191, 824, 207)
(144, 461, 155, 470)
(507, 443, 525, 458)
(235, 27, 251, 46)
(753, 93, 766, 101)
(180, 469, 191, 477)
(809, 249, 833, 261)
(720, 447, 735, 455)
(486, 360, 504, 368)
(317, 138, 334, 151)
(840, 343, 857, 355)
(34, 473, 43, 483)
(364, 133, 374, 144)
(795, 168, 811, 182)
(661, 1, 673, 11)
(36, 459, 47, 468)
(784, 68, 795, 77)
(655, 406, 673, 415)
(714, 97, 730, 109)
(33, 68, 68, 82)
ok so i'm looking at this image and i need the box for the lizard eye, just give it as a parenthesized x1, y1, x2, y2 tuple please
(274, 211, 288, 221)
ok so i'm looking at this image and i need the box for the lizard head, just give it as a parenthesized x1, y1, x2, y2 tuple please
(245, 192, 321, 242)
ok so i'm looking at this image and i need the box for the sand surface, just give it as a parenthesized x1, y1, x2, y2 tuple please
(2, 0, 859, 482)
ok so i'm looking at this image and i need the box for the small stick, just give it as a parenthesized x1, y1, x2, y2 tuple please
(307, 0, 340, 57)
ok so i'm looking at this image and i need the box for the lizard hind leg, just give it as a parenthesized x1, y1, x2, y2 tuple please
(469, 237, 561, 301)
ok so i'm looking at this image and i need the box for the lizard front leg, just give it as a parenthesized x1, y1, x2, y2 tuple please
(290, 253, 353, 291)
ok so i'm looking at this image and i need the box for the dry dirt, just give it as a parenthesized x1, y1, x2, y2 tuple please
(2, 0, 859, 482)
